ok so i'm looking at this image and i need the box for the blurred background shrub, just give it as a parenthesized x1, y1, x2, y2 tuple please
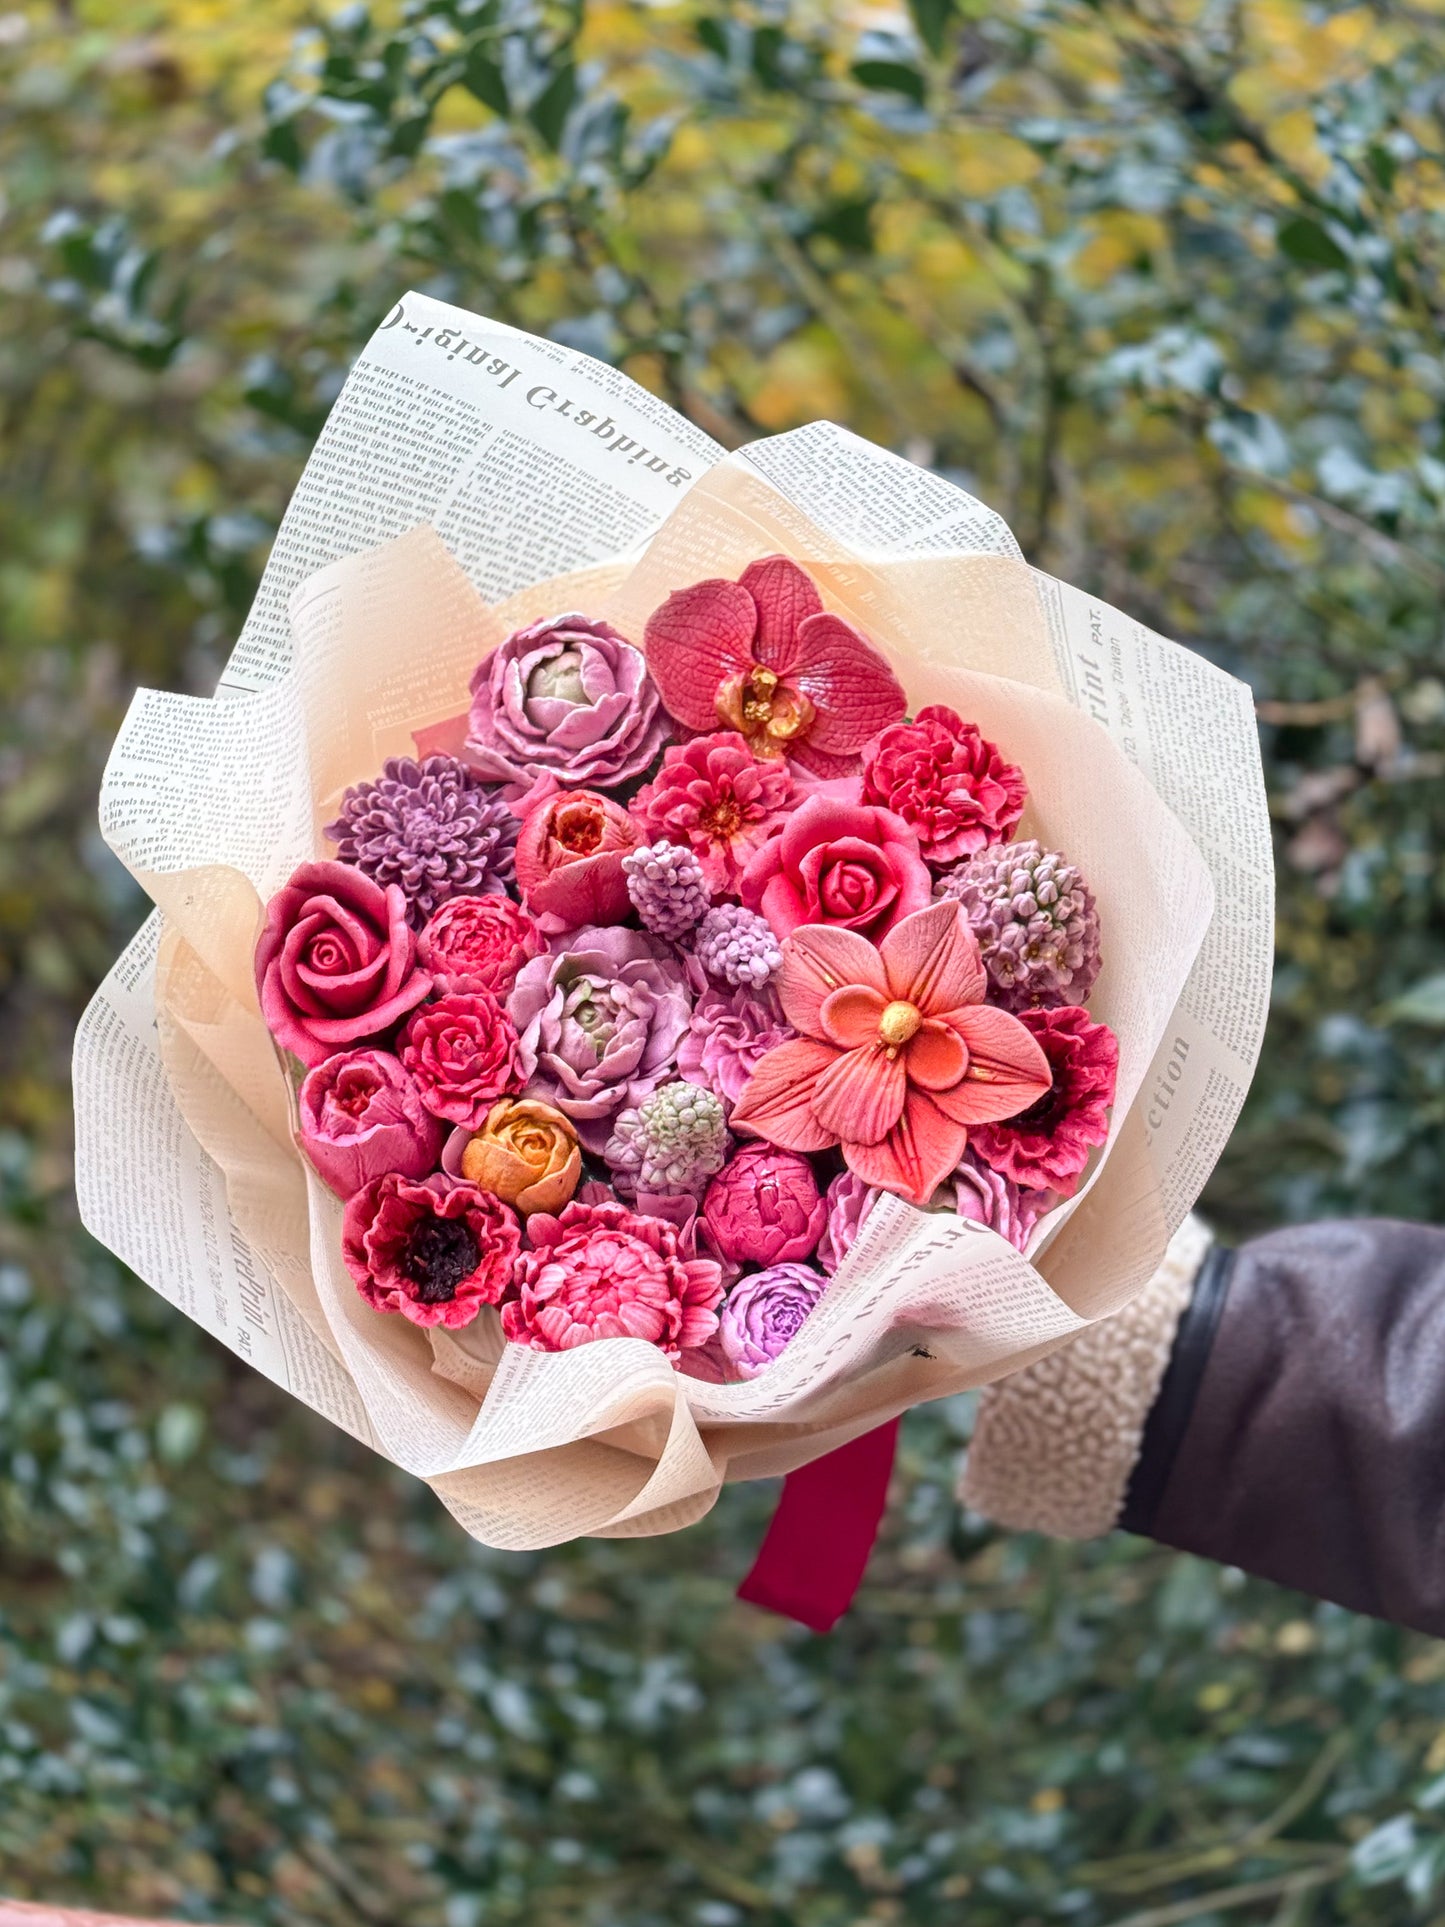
(1, 1, 1444, 1921)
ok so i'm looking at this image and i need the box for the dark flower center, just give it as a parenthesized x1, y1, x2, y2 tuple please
(1011, 1068, 1064, 1133)
(401, 1217, 480, 1303)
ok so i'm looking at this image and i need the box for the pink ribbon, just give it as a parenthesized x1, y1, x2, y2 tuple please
(736, 1419, 899, 1632)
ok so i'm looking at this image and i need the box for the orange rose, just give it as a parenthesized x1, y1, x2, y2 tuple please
(459, 1098, 581, 1216)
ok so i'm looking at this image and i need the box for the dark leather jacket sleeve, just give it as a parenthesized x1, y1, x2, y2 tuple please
(1120, 1220, 1445, 1637)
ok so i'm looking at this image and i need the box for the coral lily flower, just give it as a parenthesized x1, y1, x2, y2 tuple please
(730, 899, 1053, 1206)
(643, 554, 906, 779)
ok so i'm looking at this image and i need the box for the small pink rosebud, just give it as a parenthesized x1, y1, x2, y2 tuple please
(298, 1048, 445, 1199)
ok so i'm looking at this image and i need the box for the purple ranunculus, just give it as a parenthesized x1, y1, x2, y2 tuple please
(466, 612, 670, 789)
(816, 1169, 883, 1276)
(954, 1150, 1051, 1254)
(676, 982, 796, 1109)
(298, 1048, 445, 1199)
(702, 1144, 825, 1267)
(506, 925, 692, 1153)
(718, 1262, 827, 1379)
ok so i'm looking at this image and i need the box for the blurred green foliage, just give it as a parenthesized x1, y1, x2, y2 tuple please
(2, 0, 1445, 1920)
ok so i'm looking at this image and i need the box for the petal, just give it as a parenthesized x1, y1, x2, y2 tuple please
(844, 1091, 967, 1207)
(810, 1043, 907, 1147)
(728, 1037, 839, 1152)
(928, 1006, 1052, 1125)
(786, 739, 865, 783)
(643, 579, 758, 731)
(903, 1019, 969, 1091)
(881, 899, 986, 1013)
(738, 555, 823, 669)
(778, 923, 889, 1038)
(819, 984, 888, 1048)
(789, 612, 907, 754)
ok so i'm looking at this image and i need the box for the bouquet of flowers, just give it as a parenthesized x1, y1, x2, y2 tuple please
(77, 297, 1270, 1622)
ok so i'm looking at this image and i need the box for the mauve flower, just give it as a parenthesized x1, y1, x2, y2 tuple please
(816, 1169, 882, 1276)
(605, 1081, 729, 1200)
(418, 893, 541, 999)
(255, 860, 432, 1068)
(860, 706, 1026, 866)
(718, 1263, 826, 1379)
(702, 1145, 825, 1267)
(342, 1171, 520, 1330)
(677, 982, 795, 1108)
(969, 1006, 1118, 1196)
(507, 925, 692, 1152)
(730, 899, 1052, 1207)
(400, 990, 524, 1130)
(514, 778, 643, 934)
(503, 1198, 723, 1359)
(643, 555, 905, 779)
(450, 1098, 582, 1217)
(298, 1048, 445, 1199)
(466, 612, 669, 788)
(629, 731, 794, 894)
(325, 755, 517, 924)
(740, 790, 933, 943)
(954, 1150, 1051, 1253)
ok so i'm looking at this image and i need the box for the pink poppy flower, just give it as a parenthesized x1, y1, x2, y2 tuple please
(729, 899, 1052, 1207)
(642, 555, 906, 779)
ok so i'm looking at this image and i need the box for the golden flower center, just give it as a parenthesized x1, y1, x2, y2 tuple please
(878, 1000, 922, 1048)
(715, 666, 817, 758)
(700, 796, 743, 841)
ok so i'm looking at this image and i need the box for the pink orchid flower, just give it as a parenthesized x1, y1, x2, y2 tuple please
(729, 899, 1052, 1207)
(642, 554, 906, 779)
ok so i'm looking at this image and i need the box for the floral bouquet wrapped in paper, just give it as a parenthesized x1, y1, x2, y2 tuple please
(77, 297, 1271, 1628)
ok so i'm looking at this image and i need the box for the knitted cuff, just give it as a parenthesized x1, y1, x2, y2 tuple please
(959, 1214, 1213, 1540)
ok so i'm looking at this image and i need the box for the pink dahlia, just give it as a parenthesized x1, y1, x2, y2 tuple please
(739, 790, 932, 943)
(969, 1006, 1118, 1196)
(729, 899, 1052, 1206)
(643, 555, 906, 779)
(341, 1171, 520, 1330)
(400, 990, 524, 1130)
(676, 982, 795, 1108)
(628, 731, 794, 895)
(861, 706, 1027, 866)
(503, 1198, 724, 1360)
(418, 893, 541, 998)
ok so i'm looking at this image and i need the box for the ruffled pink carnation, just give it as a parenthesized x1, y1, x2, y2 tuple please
(702, 1145, 826, 1267)
(400, 990, 524, 1130)
(342, 1171, 520, 1330)
(953, 1150, 1051, 1253)
(629, 731, 794, 895)
(503, 1198, 723, 1360)
(676, 982, 795, 1108)
(816, 1169, 882, 1276)
(861, 705, 1027, 866)
(969, 1006, 1118, 1196)
(418, 893, 541, 998)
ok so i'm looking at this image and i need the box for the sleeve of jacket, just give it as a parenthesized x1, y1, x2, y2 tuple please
(963, 1217, 1445, 1639)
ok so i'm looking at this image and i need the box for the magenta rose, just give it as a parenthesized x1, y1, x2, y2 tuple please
(861, 705, 1026, 865)
(676, 983, 795, 1108)
(341, 1171, 521, 1330)
(718, 1263, 826, 1379)
(255, 860, 432, 1068)
(502, 1198, 723, 1360)
(702, 1145, 826, 1267)
(466, 612, 669, 789)
(514, 779, 643, 934)
(739, 791, 932, 942)
(418, 893, 541, 998)
(298, 1048, 445, 1199)
(400, 990, 524, 1130)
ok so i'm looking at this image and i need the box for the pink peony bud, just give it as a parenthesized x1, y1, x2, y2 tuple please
(702, 1144, 826, 1267)
(513, 776, 643, 934)
(298, 1048, 446, 1200)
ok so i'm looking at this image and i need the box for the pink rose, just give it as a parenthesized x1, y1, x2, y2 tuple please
(255, 860, 432, 1068)
(418, 893, 541, 997)
(400, 990, 525, 1129)
(739, 791, 932, 942)
(702, 1145, 826, 1266)
(298, 1048, 445, 1199)
(514, 779, 643, 934)
(861, 706, 1026, 865)
(342, 1170, 520, 1329)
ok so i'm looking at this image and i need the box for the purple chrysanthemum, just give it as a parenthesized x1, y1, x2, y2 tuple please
(934, 839, 1101, 1013)
(326, 755, 518, 925)
(622, 841, 710, 942)
(694, 903, 782, 989)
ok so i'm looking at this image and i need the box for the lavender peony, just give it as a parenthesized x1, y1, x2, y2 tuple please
(719, 1263, 827, 1379)
(676, 982, 795, 1108)
(954, 1150, 1051, 1253)
(466, 612, 669, 789)
(506, 925, 692, 1152)
(816, 1169, 883, 1275)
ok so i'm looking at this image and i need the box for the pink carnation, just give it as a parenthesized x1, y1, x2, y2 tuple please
(503, 1198, 723, 1360)
(342, 1171, 520, 1330)
(861, 706, 1027, 866)
(676, 983, 795, 1108)
(629, 731, 794, 895)
(969, 1006, 1118, 1196)
(418, 892, 541, 998)
(400, 990, 524, 1130)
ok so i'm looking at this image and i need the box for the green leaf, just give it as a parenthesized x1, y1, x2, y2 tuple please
(695, 16, 729, 60)
(850, 59, 926, 105)
(1278, 216, 1348, 271)
(463, 51, 509, 116)
(528, 62, 578, 150)
(1383, 973, 1445, 1026)
(908, 0, 958, 57)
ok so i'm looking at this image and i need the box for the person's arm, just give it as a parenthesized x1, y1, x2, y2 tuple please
(962, 1217, 1445, 1638)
